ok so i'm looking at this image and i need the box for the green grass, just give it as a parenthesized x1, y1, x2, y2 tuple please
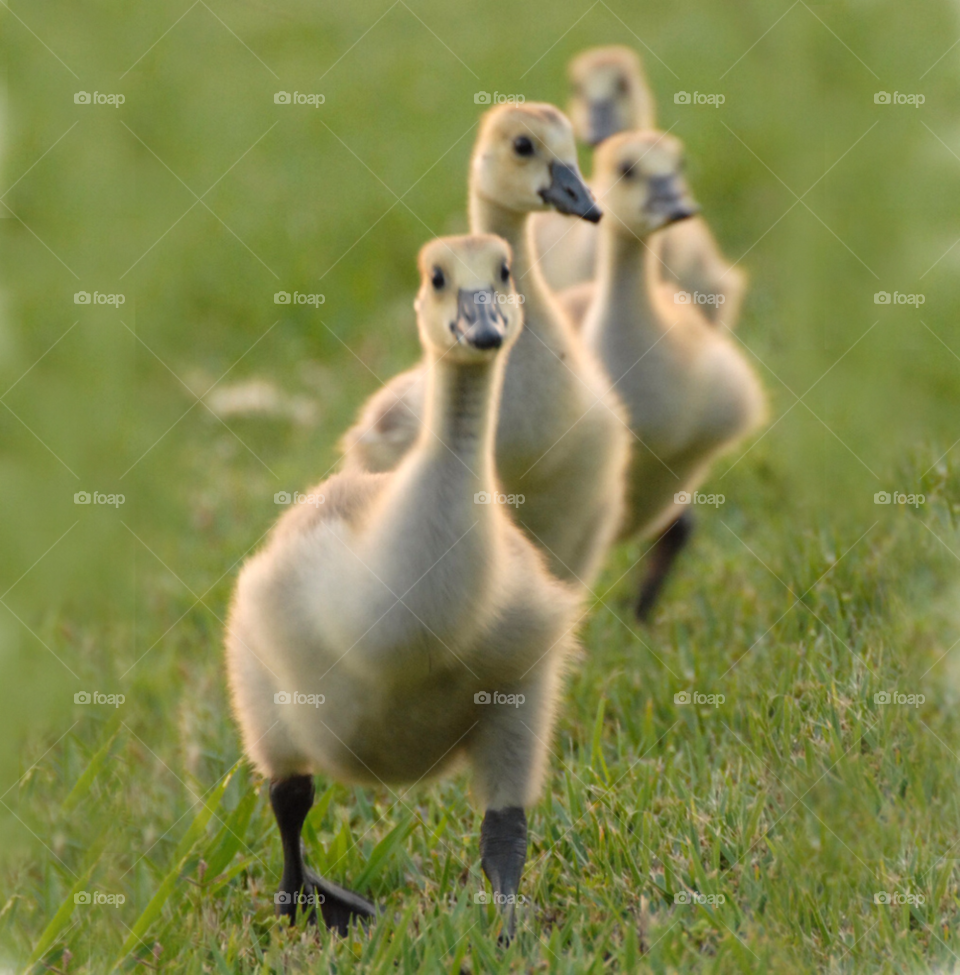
(4, 0, 960, 970)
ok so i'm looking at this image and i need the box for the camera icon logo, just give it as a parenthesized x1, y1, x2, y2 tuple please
(74, 92, 91, 104)
(874, 691, 892, 704)
(874, 491, 891, 504)
(474, 691, 491, 704)
(474, 491, 492, 504)
(274, 91, 291, 104)
(474, 91, 492, 104)
(274, 491, 292, 504)
(74, 891, 91, 904)
(474, 891, 489, 903)
(674, 91, 691, 104)
(674, 491, 692, 504)
(74, 291, 91, 304)
(674, 691, 691, 704)
(275, 891, 292, 904)
(74, 491, 92, 504)
(274, 291, 291, 304)
(74, 691, 92, 703)
(274, 691, 292, 704)
(874, 291, 891, 304)
(874, 91, 892, 104)
(874, 891, 891, 904)
(674, 891, 690, 904)
(674, 291, 692, 304)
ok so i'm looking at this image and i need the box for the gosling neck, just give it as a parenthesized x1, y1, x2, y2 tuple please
(419, 348, 501, 480)
(590, 218, 663, 346)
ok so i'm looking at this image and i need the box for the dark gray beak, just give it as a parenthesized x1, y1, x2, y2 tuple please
(585, 99, 619, 146)
(454, 288, 506, 350)
(539, 161, 603, 223)
(647, 174, 700, 224)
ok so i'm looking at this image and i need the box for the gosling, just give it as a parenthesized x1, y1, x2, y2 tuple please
(342, 103, 630, 591)
(579, 131, 766, 619)
(532, 45, 746, 328)
(226, 235, 580, 939)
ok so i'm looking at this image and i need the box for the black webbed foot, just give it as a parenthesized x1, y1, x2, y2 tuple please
(270, 775, 377, 933)
(479, 806, 527, 942)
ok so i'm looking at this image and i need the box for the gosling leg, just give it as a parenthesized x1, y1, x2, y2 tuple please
(635, 511, 695, 622)
(269, 775, 377, 933)
(480, 806, 527, 942)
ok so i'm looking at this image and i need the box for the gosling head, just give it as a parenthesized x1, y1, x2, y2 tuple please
(471, 103, 602, 222)
(593, 130, 699, 239)
(414, 234, 523, 363)
(568, 46, 655, 146)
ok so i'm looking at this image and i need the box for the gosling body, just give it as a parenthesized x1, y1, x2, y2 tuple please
(581, 132, 766, 615)
(226, 236, 579, 936)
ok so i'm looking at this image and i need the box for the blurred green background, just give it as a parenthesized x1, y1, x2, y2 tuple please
(3, 0, 960, 971)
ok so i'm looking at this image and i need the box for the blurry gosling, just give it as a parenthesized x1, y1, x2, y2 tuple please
(226, 235, 580, 940)
(342, 102, 630, 590)
(580, 131, 766, 619)
(533, 45, 746, 327)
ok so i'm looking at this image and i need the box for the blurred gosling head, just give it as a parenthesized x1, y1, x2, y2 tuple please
(568, 46, 655, 146)
(593, 130, 699, 238)
(414, 234, 523, 362)
(471, 103, 601, 221)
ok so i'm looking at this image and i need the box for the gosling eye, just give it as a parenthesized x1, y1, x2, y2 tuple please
(615, 76, 629, 95)
(499, 261, 510, 283)
(620, 162, 636, 179)
(431, 266, 445, 290)
(513, 135, 535, 157)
